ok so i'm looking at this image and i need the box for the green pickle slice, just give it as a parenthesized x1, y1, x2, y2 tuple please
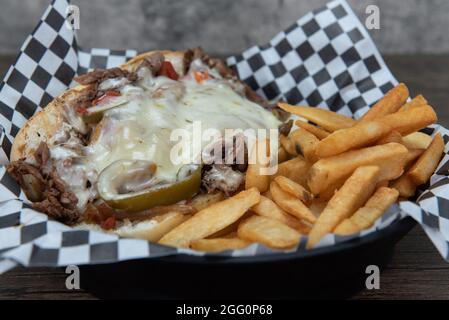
(97, 160, 201, 212)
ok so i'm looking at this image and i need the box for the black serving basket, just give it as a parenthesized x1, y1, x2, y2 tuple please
(80, 216, 416, 299)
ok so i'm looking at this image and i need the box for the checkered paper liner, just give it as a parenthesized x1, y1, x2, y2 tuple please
(0, 0, 448, 273)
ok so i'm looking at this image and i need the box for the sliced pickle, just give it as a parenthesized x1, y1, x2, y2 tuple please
(97, 160, 201, 212)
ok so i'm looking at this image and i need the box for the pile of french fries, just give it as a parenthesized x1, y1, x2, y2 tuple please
(159, 83, 444, 252)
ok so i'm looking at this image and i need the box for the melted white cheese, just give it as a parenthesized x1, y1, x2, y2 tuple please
(85, 73, 280, 183)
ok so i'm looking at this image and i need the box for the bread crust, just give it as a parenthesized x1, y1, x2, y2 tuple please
(10, 50, 185, 161)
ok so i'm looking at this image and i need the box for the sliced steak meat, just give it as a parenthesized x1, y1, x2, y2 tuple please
(202, 164, 244, 196)
(74, 67, 137, 86)
(184, 47, 235, 79)
(34, 139, 50, 167)
(7, 160, 45, 202)
(278, 119, 294, 136)
(184, 47, 272, 108)
(6, 142, 80, 225)
(138, 52, 165, 76)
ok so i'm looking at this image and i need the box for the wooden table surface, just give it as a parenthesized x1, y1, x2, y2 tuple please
(0, 54, 448, 300)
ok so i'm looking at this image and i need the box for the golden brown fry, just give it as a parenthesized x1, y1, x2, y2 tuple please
(273, 156, 310, 187)
(314, 176, 347, 200)
(206, 211, 253, 239)
(159, 188, 260, 248)
(288, 128, 320, 162)
(270, 181, 316, 224)
(379, 104, 437, 135)
(238, 215, 301, 249)
(308, 143, 408, 195)
(316, 120, 392, 158)
(399, 95, 428, 112)
(278, 103, 356, 132)
(408, 133, 444, 185)
(295, 120, 330, 140)
(404, 148, 425, 168)
(274, 176, 313, 205)
(349, 187, 399, 228)
(376, 180, 389, 188)
(402, 132, 433, 150)
(280, 134, 296, 156)
(376, 130, 403, 145)
(307, 166, 380, 248)
(390, 175, 416, 198)
(246, 139, 270, 192)
(251, 195, 310, 233)
(278, 146, 289, 163)
(334, 187, 399, 235)
(332, 220, 360, 235)
(190, 238, 251, 252)
(359, 83, 409, 122)
(309, 200, 327, 217)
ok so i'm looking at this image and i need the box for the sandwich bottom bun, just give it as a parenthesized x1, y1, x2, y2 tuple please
(77, 211, 190, 242)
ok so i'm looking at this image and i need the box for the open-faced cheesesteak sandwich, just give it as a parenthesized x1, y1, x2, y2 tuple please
(7, 48, 287, 241)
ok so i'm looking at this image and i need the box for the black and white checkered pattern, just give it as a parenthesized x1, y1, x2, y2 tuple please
(227, 1, 396, 120)
(1, 0, 449, 270)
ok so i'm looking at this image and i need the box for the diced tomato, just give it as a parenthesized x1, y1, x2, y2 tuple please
(92, 90, 121, 106)
(158, 61, 179, 80)
(193, 71, 211, 84)
(101, 216, 116, 230)
(97, 202, 117, 220)
(76, 107, 88, 114)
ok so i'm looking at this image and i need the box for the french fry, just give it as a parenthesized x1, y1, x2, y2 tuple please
(251, 196, 311, 233)
(273, 156, 310, 187)
(246, 139, 270, 192)
(379, 104, 437, 135)
(307, 166, 380, 248)
(314, 176, 347, 200)
(404, 148, 425, 168)
(359, 83, 409, 122)
(390, 175, 416, 198)
(334, 187, 399, 235)
(280, 134, 296, 156)
(190, 238, 251, 252)
(206, 211, 254, 239)
(402, 132, 433, 150)
(407, 133, 444, 185)
(308, 143, 408, 195)
(332, 219, 360, 235)
(278, 103, 356, 132)
(376, 180, 389, 188)
(274, 176, 313, 205)
(288, 128, 320, 162)
(270, 181, 316, 224)
(238, 215, 301, 249)
(315, 120, 392, 158)
(262, 190, 272, 200)
(309, 200, 327, 217)
(399, 95, 428, 112)
(278, 146, 289, 163)
(295, 120, 330, 139)
(159, 188, 260, 248)
(376, 130, 403, 145)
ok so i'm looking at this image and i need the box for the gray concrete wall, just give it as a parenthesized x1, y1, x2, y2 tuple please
(0, 0, 448, 55)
